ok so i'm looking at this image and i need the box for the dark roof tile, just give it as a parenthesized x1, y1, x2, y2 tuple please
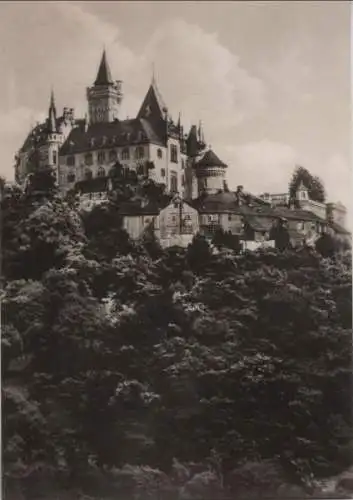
(195, 149, 227, 169)
(60, 118, 164, 155)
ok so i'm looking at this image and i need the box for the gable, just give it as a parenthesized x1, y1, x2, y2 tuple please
(137, 81, 167, 123)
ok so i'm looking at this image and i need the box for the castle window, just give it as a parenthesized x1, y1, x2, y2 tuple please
(157, 148, 163, 159)
(67, 155, 75, 167)
(53, 151, 57, 165)
(84, 153, 93, 166)
(181, 174, 185, 186)
(97, 151, 106, 164)
(97, 166, 105, 177)
(109, 149, 117, 162)
(67, 171, 76, 183)
(135, 146, 144, 159)
(161, 168, 166, 178)
(170, 144, 178, 163)
(170, 171, 178, 193)
(182, 159, 185, 169)
(122, 147, 130, 160)
(85, 168, 93, 180)
(297, 221, 305, 231)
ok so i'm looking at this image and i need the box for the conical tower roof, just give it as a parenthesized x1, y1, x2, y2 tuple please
(196, 149, 227, 168)
(47, 89, 57, 133)
(94, 49, 113, 86)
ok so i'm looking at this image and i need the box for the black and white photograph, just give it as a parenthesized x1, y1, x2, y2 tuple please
(1, 1, 352, 499)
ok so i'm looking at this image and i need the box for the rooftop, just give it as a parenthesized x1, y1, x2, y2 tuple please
(195, 149, 228, 169)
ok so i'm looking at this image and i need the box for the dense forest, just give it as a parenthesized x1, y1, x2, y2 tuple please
(2, 169, 352, 499)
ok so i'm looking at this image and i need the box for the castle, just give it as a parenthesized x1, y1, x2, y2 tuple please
(15, 50, 350, 250)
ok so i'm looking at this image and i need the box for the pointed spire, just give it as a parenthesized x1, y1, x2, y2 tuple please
(47, 88, 57, 134)
(177, 112, 181, 128)
(94, 49, 113, 86)
(151, 62, 156, 85)
(198, 120, 205, 143)
(50, 87, 55, 109)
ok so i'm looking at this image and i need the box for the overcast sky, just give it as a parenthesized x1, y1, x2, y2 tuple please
(0, 1, 351, 219)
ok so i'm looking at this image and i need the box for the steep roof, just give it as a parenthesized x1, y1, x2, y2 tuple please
(137, 78, 167, 121)
(195, 149, 227, 169)
(94, 49, 114, 86)
(192, 192, 329, 225)
(47, 90, 57, 133)
(245, 216, 273, 232)
(186, 125, 202, 158)
(59, 118, 164, 155)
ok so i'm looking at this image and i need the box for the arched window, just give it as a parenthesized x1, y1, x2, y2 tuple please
(97, 166, 105, 177)
(135, 146, 144, 159)
(67, 171, 76, 183)
(84, 153, 93, 166)
(121, 147, 130, 160)
(157, 148, 163, 159)
(97, 151, 106, 164)
(67, 156, 75, 167)
(85, 168, 93, 180)
(109, 149, 117, 162)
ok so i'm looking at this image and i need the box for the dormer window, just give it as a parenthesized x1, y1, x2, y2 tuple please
(89, 138, 95, 148)
(102, 136, 107, 145)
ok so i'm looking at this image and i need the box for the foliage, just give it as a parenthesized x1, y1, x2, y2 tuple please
(2, 168, 352, 499)
(212, 228, 242, 253)
(289, 165, 326, 203)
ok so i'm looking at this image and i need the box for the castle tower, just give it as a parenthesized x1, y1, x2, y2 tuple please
(194, 148, 227, 195)
(295, 180, 309, 202)
(86, 49, 123, 124)
(37, 90, 62, 174)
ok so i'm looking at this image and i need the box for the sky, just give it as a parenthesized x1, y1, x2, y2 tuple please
(0, 1, 351, 222)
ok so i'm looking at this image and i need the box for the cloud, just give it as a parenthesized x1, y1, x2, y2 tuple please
(0, 5, 267, 180)
(134, 18, 267, 138)
(223, 140, 297, 194)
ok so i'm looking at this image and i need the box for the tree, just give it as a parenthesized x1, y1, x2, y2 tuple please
(270, 218, 291, 251)
(187, 234, 213, 273)
(82, 202, 135, 262)
(289, 166, 326, 203)
(212, 228, 241, 253)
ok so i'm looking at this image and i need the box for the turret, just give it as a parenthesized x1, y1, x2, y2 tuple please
(194, 148, 227, 195)
(295, 181, 309, 202)
(86, 49, 123, 124)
